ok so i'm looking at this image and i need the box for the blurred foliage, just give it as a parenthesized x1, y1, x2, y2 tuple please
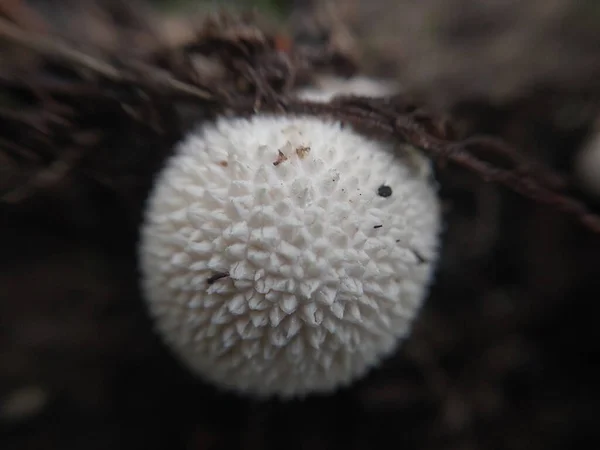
(147, 0, 291, 18)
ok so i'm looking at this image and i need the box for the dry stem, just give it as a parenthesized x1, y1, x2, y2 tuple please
(1, 13, 599, 233)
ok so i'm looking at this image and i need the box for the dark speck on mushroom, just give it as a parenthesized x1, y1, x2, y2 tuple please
(377, 185, 392, 197)
(412, 251, 427, 264)
(374, 225, 383, 229)
(207, 272, 230, 285)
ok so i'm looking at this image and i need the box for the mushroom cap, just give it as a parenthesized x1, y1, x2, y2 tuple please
(139, 114, 442, 397)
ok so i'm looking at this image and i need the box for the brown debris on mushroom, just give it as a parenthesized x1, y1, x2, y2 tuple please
(273, 149, 289, 166)
(295, 145, 310, 159)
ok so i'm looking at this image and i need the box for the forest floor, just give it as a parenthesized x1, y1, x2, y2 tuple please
(1, 1, 600, 449)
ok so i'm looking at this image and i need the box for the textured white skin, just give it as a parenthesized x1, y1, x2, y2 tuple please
(139, 115, 441, 398)
(295, 75, 400, 102)
(575, 131, 600, 198)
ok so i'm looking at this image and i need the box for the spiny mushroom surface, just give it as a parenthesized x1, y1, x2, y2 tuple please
(138, 114, 442, 397)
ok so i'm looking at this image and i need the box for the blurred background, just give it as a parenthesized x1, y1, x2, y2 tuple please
(1, 1, 600, 449)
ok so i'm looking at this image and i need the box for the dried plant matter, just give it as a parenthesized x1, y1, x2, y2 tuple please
(294, 0, 600, 107)
(0, 6, 599, 237)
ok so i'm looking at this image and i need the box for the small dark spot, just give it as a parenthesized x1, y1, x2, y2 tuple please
(377, 185, 393, 198)
(412, 251, 427, 264)
(273, 150, 288, 166)
(207, 272, 230, 285)
(218, 160, 228, 167)
(396, 239, 400, 243)
(374, 225, 383, 229)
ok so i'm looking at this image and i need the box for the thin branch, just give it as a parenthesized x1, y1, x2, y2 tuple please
(0, 16, 123, 79)
(0, 17, 215, 102)
(1, 14, 599, 233)
(279, 99, 600, 233)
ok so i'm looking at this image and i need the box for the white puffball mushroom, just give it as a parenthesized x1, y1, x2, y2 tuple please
(139, 114, 442, 398)
(295, 75, 400, 102)
(574, 130, 600, 198)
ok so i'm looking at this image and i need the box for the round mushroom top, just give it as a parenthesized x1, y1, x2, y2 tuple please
(138, 114, 442, 398)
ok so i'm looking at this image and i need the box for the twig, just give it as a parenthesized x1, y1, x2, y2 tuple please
(392, 116, 600, 233)
(0, 16, 123, 79)
(1, 14, 599, 233)
(0, 17, 215, 102)
(0, 0, 48, 33)
(277, 99, 600, 233)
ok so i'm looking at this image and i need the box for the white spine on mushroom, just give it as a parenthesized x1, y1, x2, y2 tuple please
(139, 114, 442, 398)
